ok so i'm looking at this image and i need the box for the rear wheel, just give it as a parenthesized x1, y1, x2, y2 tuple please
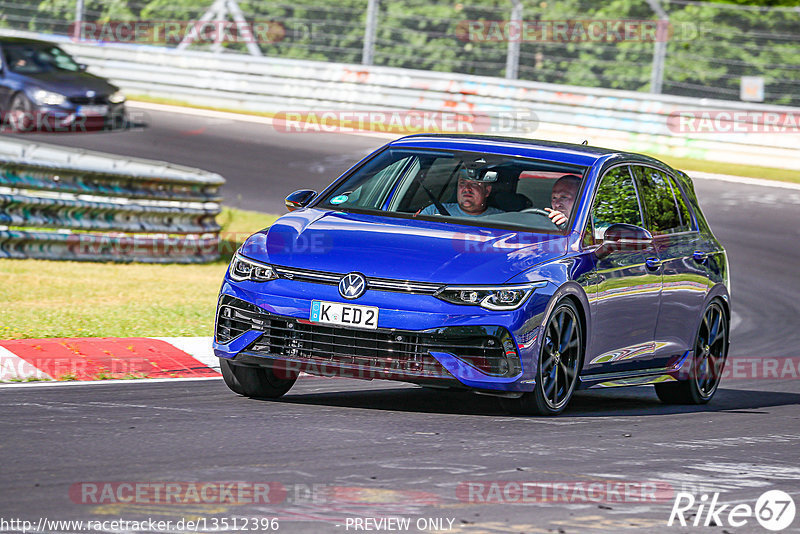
(655, 300, 728, 404)
(219, 358, 298, 398)
(501, 299, 583, 415)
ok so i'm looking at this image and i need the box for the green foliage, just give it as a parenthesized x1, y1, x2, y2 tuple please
(19, 0, 800, 105)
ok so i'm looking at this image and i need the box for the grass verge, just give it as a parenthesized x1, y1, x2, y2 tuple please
(0, 207, 277, 340)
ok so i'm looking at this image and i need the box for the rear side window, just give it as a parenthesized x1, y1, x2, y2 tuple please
(588, 166, 643, 241)
(632, 166, 693, 235)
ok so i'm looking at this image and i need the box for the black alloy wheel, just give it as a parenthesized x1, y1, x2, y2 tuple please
(501, 299, 583, 416)
(655, 300, 728, 404)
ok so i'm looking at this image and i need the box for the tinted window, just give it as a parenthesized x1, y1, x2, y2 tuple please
(4, 44, 81, 74)
(672, 179, 694, 231)
(632, 166, 691, 235)
(589, 166, 643, 241)
(318, 148, 587, 233)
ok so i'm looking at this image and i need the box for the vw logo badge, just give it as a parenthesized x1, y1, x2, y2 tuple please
(86, 90, 96, 97)
(339, 272, 367, 300)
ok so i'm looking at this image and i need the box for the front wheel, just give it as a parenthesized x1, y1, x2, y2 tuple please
(8, 94, 35, 132)
(501, 299, 583, 415)
(655, 300, 728, 404)
(219, 358, 298, 398)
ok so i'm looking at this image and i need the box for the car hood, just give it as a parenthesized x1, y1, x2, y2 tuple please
(239, 209, 567, 285)
(22, 71, 117, 98)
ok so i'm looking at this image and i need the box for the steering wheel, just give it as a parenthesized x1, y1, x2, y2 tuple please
(520, 207, 561, 227)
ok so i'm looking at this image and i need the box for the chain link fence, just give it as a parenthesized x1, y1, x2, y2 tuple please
(1, 0, 798, 106)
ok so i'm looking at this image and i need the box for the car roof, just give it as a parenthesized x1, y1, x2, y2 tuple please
(389, 133, 671, 169)
(0, 37, 55, 47)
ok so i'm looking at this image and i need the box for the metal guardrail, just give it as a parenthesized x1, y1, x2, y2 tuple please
(1, 29, 798, 170)
(52, 34, 798, 170)
(0, 137, 225, 263)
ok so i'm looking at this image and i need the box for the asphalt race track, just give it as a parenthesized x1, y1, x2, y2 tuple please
(3, 104, 800, 533)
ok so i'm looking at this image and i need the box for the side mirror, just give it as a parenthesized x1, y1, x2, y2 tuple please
(284, 189, 317, 211)
(78, 64, 88, 72)
(596, 223, 653, 258)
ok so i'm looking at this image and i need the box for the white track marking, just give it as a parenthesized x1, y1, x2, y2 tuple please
(154, 336, 218, 369)
(0, 346, 52, 381)
(687, 170, 800, 191)
(0, 376, 222, 388)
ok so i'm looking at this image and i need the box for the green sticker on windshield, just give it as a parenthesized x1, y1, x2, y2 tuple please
(330, 195, 348, 204)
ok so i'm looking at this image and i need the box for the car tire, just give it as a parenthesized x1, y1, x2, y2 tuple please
(221, 358, 298, 399)
(500, 299, 584, 416)
(8, 93, 34, 132)
(219, 358, 246, 395)
(655, 300, 729, 405)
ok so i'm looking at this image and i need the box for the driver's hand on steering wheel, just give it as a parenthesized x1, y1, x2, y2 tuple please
(545, 207, 567, 226)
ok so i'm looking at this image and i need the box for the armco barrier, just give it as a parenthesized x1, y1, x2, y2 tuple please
(1, 29, 798, 170)
(2, 30, 792, 171)
(75, 42, 800, 171)
(0, 137, 225, 263)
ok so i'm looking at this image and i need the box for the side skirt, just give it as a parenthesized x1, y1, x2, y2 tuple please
(577, 350, 692, 389)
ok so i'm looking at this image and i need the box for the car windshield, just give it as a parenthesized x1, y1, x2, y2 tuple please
(3, 44, 81, 74)
(317, 148, 587, 233)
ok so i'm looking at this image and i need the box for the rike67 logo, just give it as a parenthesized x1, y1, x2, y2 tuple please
(668, 490, 796, 531)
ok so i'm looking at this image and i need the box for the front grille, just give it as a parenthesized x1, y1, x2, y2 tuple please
(68, 96, 109, 105)
(271, 265, 443, 295)
(246, 321, 452, 379)
(216, 296, 520, 379)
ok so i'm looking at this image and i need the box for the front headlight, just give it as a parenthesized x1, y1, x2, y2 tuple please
(31, 89, 67, 106)
(108, 90, 126, 104)
(229, 253, 277, 282)
(434, 282, 545, 311)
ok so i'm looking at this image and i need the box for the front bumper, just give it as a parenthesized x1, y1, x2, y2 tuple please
(213, 280, 552, 393)
(23, 102, 126, 132)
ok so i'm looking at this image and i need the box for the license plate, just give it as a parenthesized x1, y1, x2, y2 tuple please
(78, 105, 108, 116)
(310, 300, 378, 330)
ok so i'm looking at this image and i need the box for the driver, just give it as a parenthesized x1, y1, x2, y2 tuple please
(419, 169, 503, 218)
(545, 174, 581, 227)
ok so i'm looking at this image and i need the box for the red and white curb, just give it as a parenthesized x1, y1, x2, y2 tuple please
(0, 337, 220, 383)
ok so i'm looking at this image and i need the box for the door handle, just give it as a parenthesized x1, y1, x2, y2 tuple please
(645, 257, 662, 270)
(693, 250, 708, 264)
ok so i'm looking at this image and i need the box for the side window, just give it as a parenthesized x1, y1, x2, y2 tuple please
(632, 166, 691, 235)
(355, 156, 413, 208)
(672, 179, 694, 231)
(588, 166, 643, 242)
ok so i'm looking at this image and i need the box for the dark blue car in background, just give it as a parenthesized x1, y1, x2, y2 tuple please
(0, 37, 125, 132)
(214, 134, 730, 415)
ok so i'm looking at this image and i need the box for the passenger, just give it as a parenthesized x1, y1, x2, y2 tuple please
(545, 174, 581, 226)
(419, 169, 503, 218)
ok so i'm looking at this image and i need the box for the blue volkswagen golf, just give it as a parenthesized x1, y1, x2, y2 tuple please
(214, 134, 730, 415)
